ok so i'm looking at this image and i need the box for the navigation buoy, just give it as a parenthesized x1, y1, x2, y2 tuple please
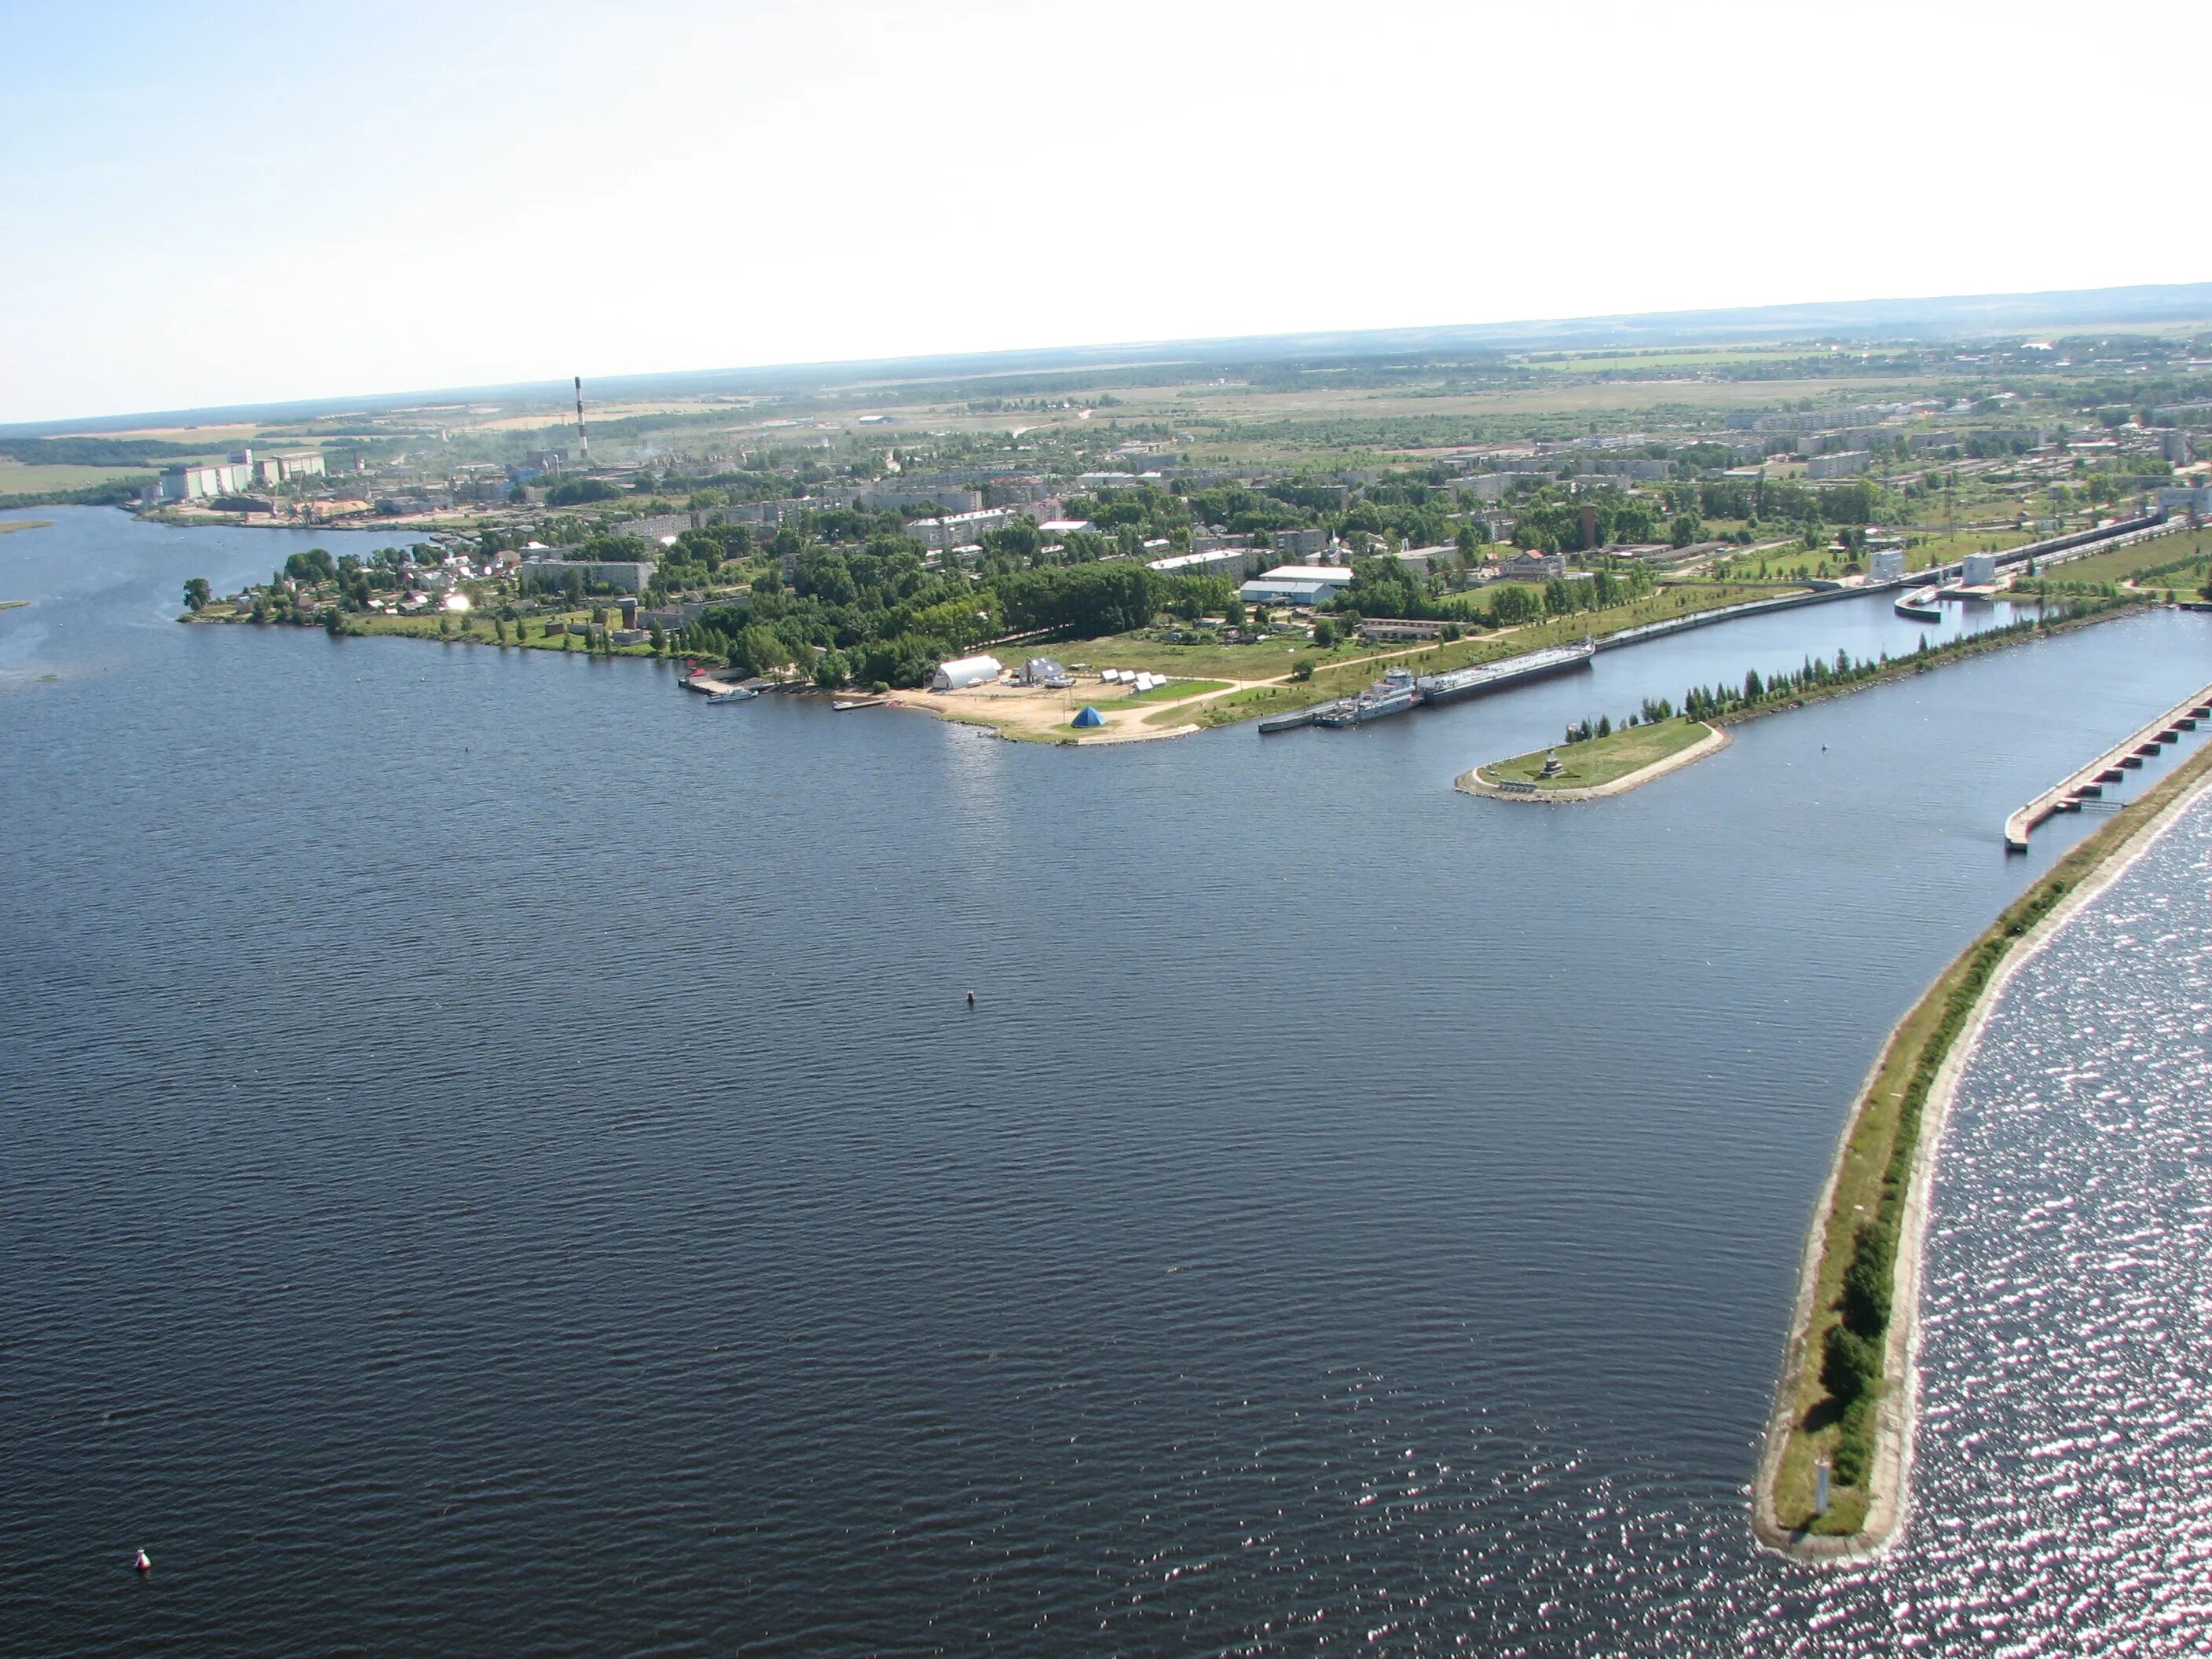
(966, 991, 976, 1007)
(133, 1549, 151, 1574)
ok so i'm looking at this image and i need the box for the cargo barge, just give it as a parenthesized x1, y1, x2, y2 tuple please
(1415, 639, 1594, 705)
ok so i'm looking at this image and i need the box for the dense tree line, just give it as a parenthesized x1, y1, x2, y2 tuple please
(675, 552, 1230, 688)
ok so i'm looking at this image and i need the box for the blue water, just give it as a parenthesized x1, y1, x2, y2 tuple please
(4, 507, 2210, 1654)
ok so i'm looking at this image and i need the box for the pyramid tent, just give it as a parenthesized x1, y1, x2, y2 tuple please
(1071, 705, 1104, 729)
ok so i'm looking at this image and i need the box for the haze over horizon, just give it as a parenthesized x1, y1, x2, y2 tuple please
(7, 0, 2210, 427)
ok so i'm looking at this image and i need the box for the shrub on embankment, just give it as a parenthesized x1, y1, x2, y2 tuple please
(1808, 872, 2073, 1491)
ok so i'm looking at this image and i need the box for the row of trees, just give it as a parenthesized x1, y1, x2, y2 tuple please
(1562, 607, 2104, 756)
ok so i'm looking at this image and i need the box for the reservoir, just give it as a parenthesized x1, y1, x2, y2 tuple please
(5, 508, 2210, 1654)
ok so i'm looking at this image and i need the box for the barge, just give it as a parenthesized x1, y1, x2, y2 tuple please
(1415, 639, 1594, 705)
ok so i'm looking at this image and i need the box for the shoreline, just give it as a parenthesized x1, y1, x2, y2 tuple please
(180, 587, 2155, 752)
(1752, 721, 2212, 1562)
(1456, 723, 1730, 801)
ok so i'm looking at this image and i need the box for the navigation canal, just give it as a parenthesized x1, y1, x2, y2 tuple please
(5, 508, 2210, 1654)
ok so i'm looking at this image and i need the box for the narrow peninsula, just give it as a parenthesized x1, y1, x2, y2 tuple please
(1754, 719, 2212, 1561)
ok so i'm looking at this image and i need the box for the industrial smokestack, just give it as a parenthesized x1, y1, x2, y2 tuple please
(574, 375, 590, 466)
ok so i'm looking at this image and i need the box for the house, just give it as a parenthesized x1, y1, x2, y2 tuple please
(1498, 551, 1566, 583)
(1018, 657, 1071, 688)
(518, 558, 657, 595)
(906, 508, 1020, 549)
(1357, 617, 1450, 643)
(1147, 547, 1265, 580)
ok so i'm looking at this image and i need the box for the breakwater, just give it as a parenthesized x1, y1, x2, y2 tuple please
(1754, 721, 2212, 1558)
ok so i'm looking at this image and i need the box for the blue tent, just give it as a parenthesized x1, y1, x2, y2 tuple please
(1071, 705, 1104, 729)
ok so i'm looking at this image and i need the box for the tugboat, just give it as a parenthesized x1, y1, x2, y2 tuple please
(1314, 665, 1420, 727)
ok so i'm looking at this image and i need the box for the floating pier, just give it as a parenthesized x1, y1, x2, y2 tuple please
(2005, 687, 2212, 851)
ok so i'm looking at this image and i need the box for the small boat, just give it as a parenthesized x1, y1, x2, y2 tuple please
(706, 687, 757, 704)
(1258, 709, 1318, 734)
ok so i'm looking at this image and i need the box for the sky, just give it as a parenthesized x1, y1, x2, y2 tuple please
(4, 0, 2209, 426)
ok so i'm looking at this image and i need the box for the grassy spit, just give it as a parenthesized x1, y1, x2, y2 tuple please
(1476, 717, 1712, 789)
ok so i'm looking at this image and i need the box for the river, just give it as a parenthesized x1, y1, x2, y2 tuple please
(3, 507, 2210, 1654)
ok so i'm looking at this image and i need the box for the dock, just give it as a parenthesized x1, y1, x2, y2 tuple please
(2003, 681, 2212, 851)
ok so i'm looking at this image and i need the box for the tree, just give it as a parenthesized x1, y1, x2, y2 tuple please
(284, 548, 336, 584)
(1668, 512, 1701, 548)
(182, 577, 211, 613)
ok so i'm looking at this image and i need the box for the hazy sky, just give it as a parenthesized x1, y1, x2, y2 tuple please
(5, 0, 2208, 425)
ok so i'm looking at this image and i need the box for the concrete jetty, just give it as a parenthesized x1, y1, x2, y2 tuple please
(2005, 681, 2212, 851)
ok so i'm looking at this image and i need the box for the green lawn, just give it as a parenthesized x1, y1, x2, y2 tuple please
(0, 461, 156, 494)
(1077, 635, 1331, 678)
(2034, 535, 2208, 590)
(1479, 717, 1711, 789)
(1097, 677, 1231, 707)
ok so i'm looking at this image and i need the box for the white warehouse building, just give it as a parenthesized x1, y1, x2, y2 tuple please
(932, 654, 1004, 691)
(1238, 564, 1355, 607)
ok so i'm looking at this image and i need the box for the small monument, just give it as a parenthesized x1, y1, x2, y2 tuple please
(1539, 748, 1566, 779)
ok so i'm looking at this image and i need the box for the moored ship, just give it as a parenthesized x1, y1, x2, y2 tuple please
(1314, 665, 1420, 727)
(1415, 639, 1594, 706)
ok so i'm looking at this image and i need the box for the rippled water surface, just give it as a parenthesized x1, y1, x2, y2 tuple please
(5, 509, 2212, 1654)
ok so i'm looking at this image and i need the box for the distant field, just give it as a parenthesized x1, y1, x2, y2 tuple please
(66, 422, 256, 445)
(1526, 347, 1826, 373)
(2040, 534, 2211, 588)
(0, 461, 149, 493)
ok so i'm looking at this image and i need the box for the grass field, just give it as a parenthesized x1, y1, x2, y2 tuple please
(0, 518, 53, 534)
(2036, 535, 2209, 589)
(1140, 584, 1789, 730)
(1097, 677, 1230, 707)
(0, 461, 151, 493)
(1480, 718, 1711, 789)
